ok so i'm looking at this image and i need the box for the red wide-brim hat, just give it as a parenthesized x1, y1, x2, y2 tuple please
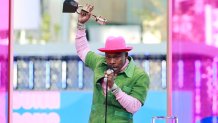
(98, 36, 133, 53)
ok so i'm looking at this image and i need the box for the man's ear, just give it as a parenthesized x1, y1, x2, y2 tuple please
(126, 52, 128, 57)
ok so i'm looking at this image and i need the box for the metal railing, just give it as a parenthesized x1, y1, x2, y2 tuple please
(13, 54, 166, 91)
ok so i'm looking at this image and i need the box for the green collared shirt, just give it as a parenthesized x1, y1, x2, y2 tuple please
(85, 51, 150, 123)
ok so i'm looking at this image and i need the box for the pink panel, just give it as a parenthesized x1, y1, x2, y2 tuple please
(0, 0, 10, 123)
(171, 0, 218, 123)
(13, 91, 60, 110)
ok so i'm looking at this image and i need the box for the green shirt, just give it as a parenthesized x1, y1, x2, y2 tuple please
(85, 51, 150, 123)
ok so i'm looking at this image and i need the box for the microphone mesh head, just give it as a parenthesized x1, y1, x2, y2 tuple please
(106, 69, 113, 74)
(106, 66, 114, 74)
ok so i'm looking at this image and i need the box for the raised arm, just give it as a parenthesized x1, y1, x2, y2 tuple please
(75, 5, 94, 62)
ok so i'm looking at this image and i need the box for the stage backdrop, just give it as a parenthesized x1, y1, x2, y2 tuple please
(172, 0, 218, 123)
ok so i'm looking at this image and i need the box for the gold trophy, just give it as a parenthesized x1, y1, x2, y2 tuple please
(63, 0, 107, 25)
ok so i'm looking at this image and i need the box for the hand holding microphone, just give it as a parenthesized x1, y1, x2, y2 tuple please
(104, 68, 116, 88)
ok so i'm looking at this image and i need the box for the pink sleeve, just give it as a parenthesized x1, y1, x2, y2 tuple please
(101, 82, 141, 114)
(75, 29, 90, 62)
(114, 91, 142, 114)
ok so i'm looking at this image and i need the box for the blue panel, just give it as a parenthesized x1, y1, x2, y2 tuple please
(134, 91, 167, 123)
(60, 91, 166, 123)
(60, 91, 93, 123)
(172, 91, 192, 123)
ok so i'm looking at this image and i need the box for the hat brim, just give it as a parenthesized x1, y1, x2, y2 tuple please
(98, 47, 133, 53)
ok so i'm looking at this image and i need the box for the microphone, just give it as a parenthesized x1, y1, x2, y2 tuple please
(62, 0, 107, 25)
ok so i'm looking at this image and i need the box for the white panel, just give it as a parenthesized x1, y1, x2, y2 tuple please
(88, 25, 141, 44)
(14, 0, 40, 30)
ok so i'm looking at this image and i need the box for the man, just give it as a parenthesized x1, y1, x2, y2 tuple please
(75, 4, 150, 123)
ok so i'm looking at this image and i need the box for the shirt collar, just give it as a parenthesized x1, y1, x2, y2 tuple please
(123, 56, 135, 77)
(119, 59, 129, 73)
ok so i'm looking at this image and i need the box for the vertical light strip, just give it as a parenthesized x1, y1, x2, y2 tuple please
(195, 60, 201, 87)
(13, 62, 17, 89)
(195, 88, 201, 114)
(143, 60, 150, 75)
(28, 61, 34, 89)
(167, 0, 173, 116)
(162, 60, 166, 88)
(205, 5, 212, 46)
(178, 60, 184, 88)
(212, 58, 217, 85)
(78, 61, 83, 89)
(61, 61, 67, 89)
(195, 60, 201, 119)
(212, 58, 218, 114)
(45, 61, 50, 89)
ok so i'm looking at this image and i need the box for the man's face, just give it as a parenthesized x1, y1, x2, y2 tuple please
(105, 52, 127, 73)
